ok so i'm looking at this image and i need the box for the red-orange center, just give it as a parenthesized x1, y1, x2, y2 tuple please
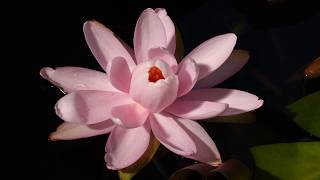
(148, 66, 165, 83)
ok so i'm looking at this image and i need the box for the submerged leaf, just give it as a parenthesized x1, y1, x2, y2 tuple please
(287, 91, 320, 137)
(118, 134, 160, 180)
(251, 142, 320, 180)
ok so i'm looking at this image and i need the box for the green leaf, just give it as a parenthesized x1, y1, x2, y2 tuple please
(287, 91, 320, 137)
(118, 134, 160, 180)
(251, 142, 320, 180)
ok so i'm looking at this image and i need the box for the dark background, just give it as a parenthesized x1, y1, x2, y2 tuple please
(2, 0, 320, 179)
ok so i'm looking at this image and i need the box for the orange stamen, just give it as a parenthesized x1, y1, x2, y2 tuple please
(148, 66, 165, 83)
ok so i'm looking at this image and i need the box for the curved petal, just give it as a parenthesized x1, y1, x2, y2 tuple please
(176, 119, 221, 166)
(150, 112, 196, 156)
(195, 50, 249, 88)
(134, 8, 167, 64)
(111, 103, 149, 128)
(148, 47, 178, 73)
(105, 123, 151, 170)
(83, 20, 136, 72)
(165, 99, 227, 120)
(129, 60, 178, 112)
(177, 58, 199, 97)
(109, 57, 132, 93)
(155, 8, 176, 54)
(40, 67, 119, 93)
(55, 91, 134, 124)
(49, 120, 114, 141)
(181, 88, 263, 116)
(182, 33, 237, 80)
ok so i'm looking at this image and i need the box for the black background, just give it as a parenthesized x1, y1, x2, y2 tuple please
(2, 0, 320, 179)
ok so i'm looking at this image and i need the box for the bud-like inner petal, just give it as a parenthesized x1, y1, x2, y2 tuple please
(130, 60, 179, 112)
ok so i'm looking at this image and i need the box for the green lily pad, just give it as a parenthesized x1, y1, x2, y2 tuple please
(287, 91, 320, 137)
(251, 142, 320, 180)
(118, 134, 160, 180)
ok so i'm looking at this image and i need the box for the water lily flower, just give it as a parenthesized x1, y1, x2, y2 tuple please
(41, 8, 263, 170)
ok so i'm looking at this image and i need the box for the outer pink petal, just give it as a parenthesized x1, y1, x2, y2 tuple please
(150, 112, 196, 156)
(182, 33, 237, 80)
(165, 99, 227, 120)
(148, 47, 178, 73)
(109, 57, 132, 93)
(40, 67, 119, 93)
(83, 20, 136, 72)
(129, 60, 178, 112)
(155, 8, 176, 54)
(111, 103, 149, 128)
(134, 8, 167, 64)
(177, 58, 199, 97)
(49, 120, 114, 141)
(55, 91, 134, 124)
(176, 119, 221, 166)
(195, 50, 249, 88)
(181, 88, 263, 116)
(105, 123, 151, 170)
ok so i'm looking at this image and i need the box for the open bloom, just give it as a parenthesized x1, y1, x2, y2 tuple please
(41, 8, 263, 170)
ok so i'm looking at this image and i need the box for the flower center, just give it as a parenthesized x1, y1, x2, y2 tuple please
(148, 66, 165, 83)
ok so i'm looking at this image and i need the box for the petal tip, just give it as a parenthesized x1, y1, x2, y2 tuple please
(221, 33, 237, 45)
(105, 154, 122, 170)
(39, 67, 54, 79)
(83, 20, 95, 30)
(48, 132, 58, 141)
(144, 8, 155, 12)
(227, 33, 237, 41)
(256, 99, 264, 109)
(106, 164, 117, 170)
(84, 20, 112, 34)
(84, 20, 99, 27)
(155, 8, 167, 15)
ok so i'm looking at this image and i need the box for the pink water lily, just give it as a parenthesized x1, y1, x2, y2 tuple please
(42, 8, 263, 170)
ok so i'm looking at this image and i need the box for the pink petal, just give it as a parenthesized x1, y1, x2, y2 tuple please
(83, 20, 136, 72)
(195, 50, 249, 88)
(129, 60, 178, 112)
(148, 47, 178, 73)
(182, 33, 237, 80)
(177, 58, 199, 97)
(155, 8, 176, 54)
(49, 120, 114, 141)
(134, 8, 167, 64)
(181, 88, 263, 116)
(55, 91, 134, 124)
(150, 112, 196, 156)
(105, 123, 151, 170)
(176, 119, 221, 166)
(109, 57, 132, 93)
(40, 67, 119, 93)
(165, 99, 227, 120)
(111, 103, 149, 128)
